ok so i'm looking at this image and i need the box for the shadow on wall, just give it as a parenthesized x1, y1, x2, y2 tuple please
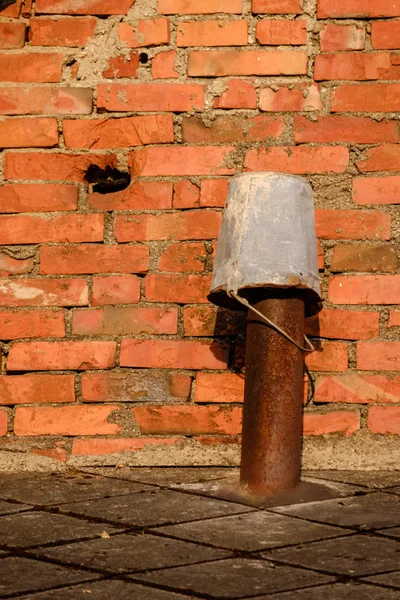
(0, 0, 17, 10)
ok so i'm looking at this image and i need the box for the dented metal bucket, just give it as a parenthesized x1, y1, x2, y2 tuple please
(208, 172, 322, 317)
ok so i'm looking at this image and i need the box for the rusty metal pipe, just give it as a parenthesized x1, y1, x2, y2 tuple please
(240, 293, 305, 495)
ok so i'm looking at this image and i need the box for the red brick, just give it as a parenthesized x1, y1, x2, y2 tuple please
(158, 0, 243, 14)
(260, 83, 322, 112)
(244, 146, 349, 174)
(294, 115, 398, 144)
(356, 145, 400, 173)
(177, 20, 247, 47)
(0, 0, 22, 17)
(5, 152, 117, 182)
(306, 309, 379, 341)
(0, 117, 58, 148)
(21, 0, 33, 17)
(353, 176, 400, 205)
(118, 18, 170, 47)
(89, 181, 172, 211)
(35, 0, 134, 14)
(331, 84, 400, 113)
(92, 275, 140, 306)
(114, 211, 222, 242)
(7, 341, 116, 371)
(305, 341, 348, 372)
(0, 87, 92, 115)
(0, 52, 62, 83)
(0, 214, 103, 245)
(82, 371, 191, 403)
(331, 244, 397, 273)
(145, 274, 212, 303)
(97, 83, 204, 112)
(214, 80, 257, 109)
(368, 406, 400, 435)
(200, 179, 229, 207)
(358, 341, 400, 370)
(315, 52, 400, 81)
(173, 181, 200, 209)
(253, 0, 302, 13)
(371, 21, 400, 50)
(0, 309, 65, 340)
(132, 405, 242, 435)
(30, 17, 96, 46)
(159, 243, 206, 272)
(0, 254, 34, 276)
(256, 20, 307, 45)
(0, 374, 74, 405)
(103, 52, 139, 78)
(63, 114, 174, 149)
(120, 339, 228, 369)
(14, 405, 121, 436)
(152, 50, 179, 79)
(188, 50, 307, 76)
(32, 447, 68, 463)
(303, 411, 360, 436)
(315, 374, 400, 405)
(182, 115, 284, 143)
(329, 275, 400, 305)
(72, 437, 179, 456)
(320, 23, 365, 51)
(315, 210, 391, 241)
(318, 0, 400, 18)
(0, 411, 7, 437)
(317, 240, 324, 270)
(195, 372, 244, 403)
(0, 278, 88, 307)
(40, 245, 149, 275)
(183, 306, 216, 336)
(389, 311, 400, 327)
(0, 22, 26, 49)
(0, 184, 78, 213)
(130, 147, 235, 177)
(72, 306, 178, 336)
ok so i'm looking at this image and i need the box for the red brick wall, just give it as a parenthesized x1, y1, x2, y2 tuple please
(0, 0, 399, 468)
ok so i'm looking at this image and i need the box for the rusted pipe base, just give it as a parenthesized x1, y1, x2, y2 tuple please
(240, 293, 305, 496)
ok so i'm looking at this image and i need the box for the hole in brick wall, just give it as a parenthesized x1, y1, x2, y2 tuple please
(0, 0, 17, 10)
(84, 165, 131, 195)
(139, 52, 149, 64)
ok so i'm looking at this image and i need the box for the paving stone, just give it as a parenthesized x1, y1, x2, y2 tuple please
(272, 492, 400, 529)
(305, 471, 400, 489)
(154, 510, 352, 551)
(58, 489, 252, 527)
(0, 473, 150, 506)
(262, 534, 400, 576)
(0, 556, 98, 596)
(18, 580, 194, 600)
(32, 532, 230, 573)
(80, 467, 238, 486)
(0, 511, 120, 548)
(249, 582, 400, 599)
(135, 558, 333, 598)
(0, 499, 32, 516)
(363, 571, 400, 588)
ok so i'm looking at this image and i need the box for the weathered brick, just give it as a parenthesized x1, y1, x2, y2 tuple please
(158, 0, 243, 14)
(356, 145, 400, 173)
(353, 176, 400, 205)
(315, 374, 400, 404)
(14, 405, 121, 436)
(0, 22, 26, 48)
(120, 339, 228, 369)
(0, 278, 88, 307)
(114, 211, 221, 242)
(72, 306, 178, 336)
(0, 184, 78, 213)
(158, 243, 207, 272)
(35, 0, 134, 14)
(368, 406, 400, 435)
(145, 274, 212, 303)
(0, 411, 7, 437)
(29, 17, 97, 46)
(132, 405, 242, 435)
(331, 244, 398, 272)
(195, 372, 244, 403)
(331, 84, 400, 113)
(118, 18, 170, 47)
(40, 245, 149, 275)
(183, 306, 241, 337)
(0, 214, 103, 245)
(0, 254, 34, 276)
(253, 0, 302, 13)
(0, 117, 58, 148)
(0, 52, 62, 83)
(389, 311, 400, 327)
(293, 115, 398, 144)
(130, 147, 235, 177)
(0, 309, 65, 340)
(305, 341, 349, 372)
(329, 275, 400, 305)
(0, 0, 22, 18)
(0, 374, 75, 405)
(315, 52, 400, 81)
(305, 309, 379, 340)
(7, 341, 116, 371)
(320, 23, 365, 51)
(200, 179, 229, 207)
(260, 83, 322, 112)
(182, 115, 284, 143)
(82, 371, 191, 403)
(152, 50, 179, 79)
(89, 181, 172, 211)
(177, 20, 247, 46)
(214, 80, 257, 109)
(244, 146, 349, 174)
(72, 437, 179, 456)
(315, 210, 391, 241)
(92, 275, 141, 306)
(103, 52, 139, 78)
(357, 341, 400, 370)
(97, 83, 204, 112)
(303, 411, 360, 436)
(173, 181, 200, 209)
(63, 114, 174, 149)
(256, 20, 307, 45)
(371, 21, 400, 50)
(188, 50, 307, 76)
(318, 0, 400, 18)
(0, 87, 92, 115)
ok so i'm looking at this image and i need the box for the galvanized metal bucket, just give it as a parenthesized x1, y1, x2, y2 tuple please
(208, 172, 322, 317)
